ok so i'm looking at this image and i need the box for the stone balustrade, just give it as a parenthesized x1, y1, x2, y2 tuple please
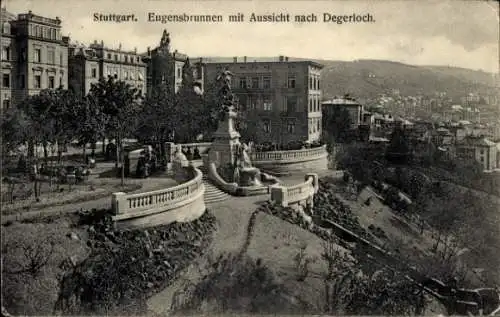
(270, 173, 319, 207)
(111, 166, 206, 230)
(251, 145, 327, 163)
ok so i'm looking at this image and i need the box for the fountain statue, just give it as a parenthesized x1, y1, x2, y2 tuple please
(207, 69, 267, 187)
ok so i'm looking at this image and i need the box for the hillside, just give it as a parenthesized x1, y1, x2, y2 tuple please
(201, 57, 500, 101)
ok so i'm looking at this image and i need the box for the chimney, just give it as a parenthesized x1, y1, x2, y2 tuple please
(244, 56, 247, 63)
(285, 56, 289, 62)
(100, 40, 104, 47)
(94, 40, 97, 44)
(279, 55, 284, 62)
(233, 57, 237, 63)
(147, 46, 150, 55)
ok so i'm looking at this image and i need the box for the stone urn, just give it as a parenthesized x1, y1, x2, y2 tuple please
(239, 167, 263, 187)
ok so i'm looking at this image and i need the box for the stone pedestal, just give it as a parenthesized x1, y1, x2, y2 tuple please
(209, 108, 241, 167)
(239, 167, 262, 187)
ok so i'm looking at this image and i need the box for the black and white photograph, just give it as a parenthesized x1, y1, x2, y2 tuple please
(1, 0, 499, 316)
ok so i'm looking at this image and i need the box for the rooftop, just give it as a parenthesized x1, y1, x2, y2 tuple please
(202, 56, 324, 68)
(322, 97, 361, 106)
(458, 136, 497, 147)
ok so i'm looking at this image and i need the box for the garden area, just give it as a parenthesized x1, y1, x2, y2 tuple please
(1, 208, 217, 316)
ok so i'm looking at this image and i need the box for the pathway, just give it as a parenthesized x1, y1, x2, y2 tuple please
(1, 176, 177, 224)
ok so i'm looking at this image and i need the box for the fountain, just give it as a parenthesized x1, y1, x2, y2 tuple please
(206, 69, 279, 193)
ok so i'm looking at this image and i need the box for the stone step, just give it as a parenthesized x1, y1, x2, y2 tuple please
(202, 181, 230, 204)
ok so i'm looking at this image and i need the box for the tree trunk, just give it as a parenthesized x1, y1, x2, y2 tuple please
(43, 143, 49, 164)
(82, 146, 87, 164)
(102, 138, 106, 157)
(115, 138, 119, 169)
(121, 144, 125, 187)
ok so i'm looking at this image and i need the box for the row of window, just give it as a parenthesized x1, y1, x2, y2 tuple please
(31, 47, 64, 65)
(239, 95, 299, 113)
(31, 24, 60, 41)
(3, 73, 64, 90)
(105, 52, 141, 64)
(309, 118, 321, 134)
(309, 75, 320, 90)
(104, 67, 144, 81)
(236, 76, 273, 89)
(32, 73, 63, 89)
(262, 120, 296, 134)
(308, 95, 321, 112)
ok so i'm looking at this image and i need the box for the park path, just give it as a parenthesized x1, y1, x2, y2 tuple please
(1, 177, 176, 224)
(147, 170, 336, 315)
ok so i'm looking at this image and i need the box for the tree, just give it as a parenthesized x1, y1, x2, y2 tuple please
(69, 95, 107, 161)
(386, 124, 411, 164)
(135, 84, 176, 155)
(323, 107, 352, 143)
(1, 106, 31, 165)
(89, 77, 141, 185)
(173, 59, 207, 142)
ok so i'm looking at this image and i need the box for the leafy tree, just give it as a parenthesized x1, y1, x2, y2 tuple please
(323, 106, 352, 143)
(89, 77, 141, 185)
(70, 95, 107, 160)
(386, 124, 411, 164)
(135, 84, 176, 153)
(1, 106, 31, 165)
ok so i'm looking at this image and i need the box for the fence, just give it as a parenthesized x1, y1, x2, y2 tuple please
(270, 173, 319, 207)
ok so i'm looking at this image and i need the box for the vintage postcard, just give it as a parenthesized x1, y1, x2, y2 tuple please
(1, 0, 499, 316)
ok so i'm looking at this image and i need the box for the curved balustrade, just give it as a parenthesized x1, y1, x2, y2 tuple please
(111, 167, 206, 229)
(270, 173, 319, 207)
(251, 145, 327, 163)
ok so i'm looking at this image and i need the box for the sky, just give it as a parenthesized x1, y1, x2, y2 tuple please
(3, 0, 499, 73)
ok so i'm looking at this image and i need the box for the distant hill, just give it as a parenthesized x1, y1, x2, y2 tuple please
(200, 56, 500, 102)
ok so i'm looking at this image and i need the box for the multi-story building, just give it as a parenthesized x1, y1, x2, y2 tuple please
(68, 40, 148, 98)
(455, 135, 497, 172)
(204, 56, 324, 144)
(1, 9, 69, 109)
(145, 30, 204, 96)
(321, 96, 363, 129)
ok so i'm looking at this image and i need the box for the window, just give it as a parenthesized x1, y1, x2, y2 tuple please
(114, 54, 118, 61)
(34, 75, 41, 88)
(48, 75, 55, 88)
(3, 99, 10, 109)
(239, 78, 246, 89)
(20, 48, 26, 62)
(317, 119, 321, 132)
(60, 52, 63, 66)
(308, 98, 312, 112)
(124, 71, 128, 79)
(1, 46, 10, 60)
(309, 77, 313, 90)
(263, 120, 271, 133)
(34, 25, 39, 37)
(287, 121, 295, 133)
(107, 53, 111, 59)
(130, 71, 134, 80)
(286, 96, 297, 113)
(238, 95, 247, 110)
(47, 49, 55, 64)
(317, 78, 320, 90)
(34, 48, 41, 62)
(287, 75, 296, 88)
(136, 56, 140, 62)
(2, 74, 10, 88)
(263, 97, 272, 111)
(177, 68, 181, 78)
(91, 68, 97, 78)
(19, 75, 25, 89)
(138, 71, 144, 81)
(480, 149, 484, 154)
(59, 76, 63, 88)
(125, 56, 128, 63)
(263, 76, 271, 89)
(251, 77, 259, 89)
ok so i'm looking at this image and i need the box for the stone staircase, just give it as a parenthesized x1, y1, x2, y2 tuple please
(198, 166, 230, 205)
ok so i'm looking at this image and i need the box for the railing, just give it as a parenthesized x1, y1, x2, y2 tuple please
(270, 173, 319, 207)
(112, 166, 204, 216)
(251, 145, 327, 163)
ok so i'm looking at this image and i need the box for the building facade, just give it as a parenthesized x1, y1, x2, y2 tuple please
(321, 96, 364, 129)
(204, 56, 324, 144)
(455, 136, 497, 172)
(1, 9, 69, 109)
(145, 30, 204, 96)
(68, 40, 147, 98)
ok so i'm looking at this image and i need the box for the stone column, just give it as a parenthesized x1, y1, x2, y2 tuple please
(111, 192, 127, 215)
